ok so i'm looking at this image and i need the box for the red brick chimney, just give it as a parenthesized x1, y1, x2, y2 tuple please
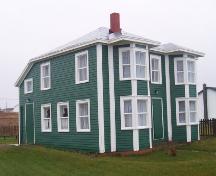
(109, 13, 121, 33)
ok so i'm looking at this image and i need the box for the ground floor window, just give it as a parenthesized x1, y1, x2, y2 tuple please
(176, 98, 198, 126)
(57, 102, 69, 132)
(120, 96, 151, 130)
(41, 104, 51, 132)
(76, 99, 90, 132)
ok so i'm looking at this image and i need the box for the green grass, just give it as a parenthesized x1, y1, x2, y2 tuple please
(0, 138, 216, 176)
(0, 137, 18, 144)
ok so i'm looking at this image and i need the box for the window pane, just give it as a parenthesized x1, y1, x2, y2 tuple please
(122, 51, 130, 64)
(188, 72, 195, 83)
(42, 65, 50, 77)
(152, 58, 159, 70)
(61, 118, 68, 129)
(79, 103, 88, 116)
(136, 51, 145, 65)
(44, 119, 50, 129)
(152, 71, 159, 82)
(189, 101, 196, 111)
(190, 112, 196, 123)
(124, 100, 132, 113)
(43, 77, 50, 88)
(179, 113, 186, 123)
(80, 117, 89, 129)
(79, 68, 87, 81)
(187, 61, 195, 72)
(60, 105, 68, 117)
(177, 72, 184, 83)
(124, 114, 132, 127)
(136, 65, 145, 78)
(138, 114, 147, 127)
(137, 100, 147, 113)
(179, 101, 185, 112)
(44, 107, 51, 118)
(27, 81, 32, 92)
(177, 60, 184, 71)
(123, 65, 130, 78)
(78, 54, 87, 68)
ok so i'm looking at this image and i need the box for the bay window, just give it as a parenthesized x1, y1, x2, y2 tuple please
(41, 104, 51, 132)
(150, 55, 162, 84)
(57, 102, 69, 132)
(41, 62, 51, 90)
(135, 50, 147, 79)
(121, 96, 150, 130)
(187, 60, 196, 84)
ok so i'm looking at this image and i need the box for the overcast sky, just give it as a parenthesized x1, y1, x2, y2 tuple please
(0, 0, 215, 108)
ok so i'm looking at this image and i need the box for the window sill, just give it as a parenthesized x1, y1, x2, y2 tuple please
(24, 91, 33, 94)
(41, 130, 52, 133)
(75, 80, 89, 84)
(58, 130, 70, 133)
(41, 87, 51, 91)
(76, 129, 91, 132)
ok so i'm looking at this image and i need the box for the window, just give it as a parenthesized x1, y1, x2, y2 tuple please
(41, 62, 51, 90)
(76, 99, 90, 132)
(24, 78, 33, 94)
(137, 99, 148, 127)
(75, 51, 89, 84)
(119, 47, 148, 80)
(57, 102, 69, 132)
(189, 100, 197, 124)
(176, 100, 186, 125)
(150, 55, 162, 84)
(187, 60, 196, 84)
(121, 96, 150, 130)
(41, 104, 52, 132)
(136, 50, 147, 79)
(174, 57, 196, 85)
(176, 98, 198, 126)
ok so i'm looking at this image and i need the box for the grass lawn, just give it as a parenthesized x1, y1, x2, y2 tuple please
(0, 136, 18, 144)
(0, 138, 216, 176)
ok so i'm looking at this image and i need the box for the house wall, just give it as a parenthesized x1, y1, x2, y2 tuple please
(19, 45, 100, 152)
(207, 89, 216, 118)
(198, 92, 204, 120)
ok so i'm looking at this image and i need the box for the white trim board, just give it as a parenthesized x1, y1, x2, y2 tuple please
(97, 44, 105, 153)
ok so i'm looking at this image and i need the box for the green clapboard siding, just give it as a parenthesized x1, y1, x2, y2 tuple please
(169, 55, 187, 142)
(102, 45, 111, 152)
(19, 45, 99, 152)
(113, 45, 133, 151)
(139, 129, 149, 149)
(189, 85, 197, 97)
(191, 125, 198, 141)
(25, 103, 34, 144)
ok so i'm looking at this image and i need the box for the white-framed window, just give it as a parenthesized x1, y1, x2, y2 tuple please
(75, 51, 89, 84)
(174, 57, 197, 85)
(76, 99, 90, 132)
(119, 48, 131, 80)
(57, 102, 69, 132)
(120, 96, 150, 130)
(40, 62, 51, 90)
(150, 55, 162, 84)
(41, 104, 52, 132)
(119, 47, 148, 80)
(135, 49, 147, 79)
(176, 98, 198, 126)
(187, 59, 196, 84)
(24, 78, 33, 94)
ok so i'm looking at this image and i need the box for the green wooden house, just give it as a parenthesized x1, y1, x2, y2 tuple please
(15, 13, 204, 153)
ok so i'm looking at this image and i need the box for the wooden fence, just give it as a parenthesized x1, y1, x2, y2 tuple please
(0, 125, 19, 138)
(200, 119, 216, 136)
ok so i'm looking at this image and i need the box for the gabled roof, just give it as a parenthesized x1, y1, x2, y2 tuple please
(151, 43, 205, 57)
(15, 27, 161, 87)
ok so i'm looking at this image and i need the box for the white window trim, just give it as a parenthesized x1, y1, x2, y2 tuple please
(176, 98, 198, 126)
(40, 62, 51, 90)
(150, 55, 162, 84)
(41, 103, 52, 132)
(57, 102, 70, 132)
(76, 99, 91, 132)
(75, 50, 89, 84)
(24, 78, 33, 94)
(174, 57, 197, 85)
(119, 47, 149, 81)
(120, 96, 151, 130)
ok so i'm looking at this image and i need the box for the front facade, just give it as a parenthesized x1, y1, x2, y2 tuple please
(16, 13, 204, 153)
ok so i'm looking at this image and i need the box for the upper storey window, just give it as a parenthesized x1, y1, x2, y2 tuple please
(150, 55, 162, 84)
(24, 78, 33, 94)
(174, 57, 196, 85)
(40, 62, 51, 90)
(75, 51, 89, 84)
(119, 47, 148, 80)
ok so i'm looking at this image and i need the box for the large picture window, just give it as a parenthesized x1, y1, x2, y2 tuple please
(76, 99, 90, 132)
(40, 62, 51, 90)
(41, 104, 52, 132)
(57, 102, 69, 132)
(150, 55, 162, 84)
(75, 51, 89, 84)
